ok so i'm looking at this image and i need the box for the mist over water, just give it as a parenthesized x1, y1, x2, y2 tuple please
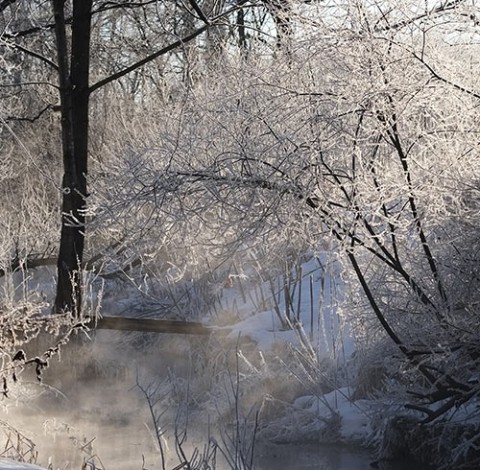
(4, 331, 384, 470)
(7, 331, 187, 469)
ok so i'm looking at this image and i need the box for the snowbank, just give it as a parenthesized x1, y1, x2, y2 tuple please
(293, 388, 372, 442)
(259, 388, 373, 445)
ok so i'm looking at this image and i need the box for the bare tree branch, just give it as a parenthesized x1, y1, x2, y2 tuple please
(187, 0, 210, 24)
(374, 0, 467, 32)
(1, 39, 58, 70)
(5, 104, 56, 122)
(89, 24, 209, 93)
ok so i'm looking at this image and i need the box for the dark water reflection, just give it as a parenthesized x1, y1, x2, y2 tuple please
(255, 443, 424, 470)
(256, 443, 373, 470)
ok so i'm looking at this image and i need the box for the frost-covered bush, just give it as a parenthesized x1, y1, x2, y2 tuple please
(0, 267, 80, 401)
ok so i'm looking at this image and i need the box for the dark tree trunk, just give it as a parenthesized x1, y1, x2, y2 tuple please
(237, 7, 247, 51)
(265, 0, 293, 51)
(52, 0, 92, 315)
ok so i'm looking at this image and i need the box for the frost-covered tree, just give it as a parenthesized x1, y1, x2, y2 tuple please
(95, 0, 480, 422)
(1, 0, 291, 314)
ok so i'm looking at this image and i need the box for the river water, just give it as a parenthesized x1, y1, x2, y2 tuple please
(256, 444, 373, 470)
(7, 398, 377, 470)
(3, 333, 418, 470)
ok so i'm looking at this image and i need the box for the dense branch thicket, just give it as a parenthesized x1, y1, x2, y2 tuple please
(87, 1, 480, 422)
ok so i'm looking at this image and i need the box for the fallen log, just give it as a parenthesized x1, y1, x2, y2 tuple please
(0, 256, 57, 278)
(92, 316, 212, 335)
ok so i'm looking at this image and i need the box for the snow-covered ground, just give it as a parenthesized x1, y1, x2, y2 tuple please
(220, 255, 354, 355)
(0, 460, 45, 470)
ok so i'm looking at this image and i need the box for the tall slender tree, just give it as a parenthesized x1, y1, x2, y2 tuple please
(52, 0, 93, 314)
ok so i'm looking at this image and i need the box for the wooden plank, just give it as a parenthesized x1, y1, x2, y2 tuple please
(93, 316, 212, 335)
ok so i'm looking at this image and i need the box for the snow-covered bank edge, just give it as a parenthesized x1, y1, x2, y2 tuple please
(258, 387, 373, 445)
(0, 459, 45, 470)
